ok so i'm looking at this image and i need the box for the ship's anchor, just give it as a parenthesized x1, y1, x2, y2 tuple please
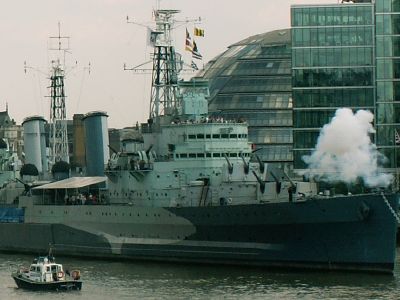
(358, 201, 370, 221)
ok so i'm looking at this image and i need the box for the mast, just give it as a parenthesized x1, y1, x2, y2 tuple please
(125, 9, 200, 121)
(149, 9, 181, 120)
(48, 23, 70, 164)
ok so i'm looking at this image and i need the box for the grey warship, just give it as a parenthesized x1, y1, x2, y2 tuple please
(0, 9, 399, 274)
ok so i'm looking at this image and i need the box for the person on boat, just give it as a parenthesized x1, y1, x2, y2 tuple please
(64, 194, 69, 205)
(83, 194, 88, 205)
(70, 194, 76, 205)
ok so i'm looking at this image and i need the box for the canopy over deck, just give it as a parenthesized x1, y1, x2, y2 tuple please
(32, 177, 107, 190)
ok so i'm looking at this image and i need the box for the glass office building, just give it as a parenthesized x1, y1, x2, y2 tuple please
(291, 3, 375, 170)
(375, 0, 400, 170)
(198, 30, 293, 169)
(197, 0, 399, 177)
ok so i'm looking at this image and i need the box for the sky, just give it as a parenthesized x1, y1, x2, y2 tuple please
(1, 0, 335, 129)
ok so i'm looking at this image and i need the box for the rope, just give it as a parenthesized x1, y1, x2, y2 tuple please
(381, 193, 400, 224)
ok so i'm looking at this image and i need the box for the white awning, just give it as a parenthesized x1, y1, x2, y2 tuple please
(32, 177, 107, 190)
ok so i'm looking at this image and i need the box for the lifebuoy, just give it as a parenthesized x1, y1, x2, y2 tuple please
(57, 271, 64, 278)
(71, 270, 81, 280)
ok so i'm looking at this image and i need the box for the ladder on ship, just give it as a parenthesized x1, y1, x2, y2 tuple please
(178, 172, 186, 188)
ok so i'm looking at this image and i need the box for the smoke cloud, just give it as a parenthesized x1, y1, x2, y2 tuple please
(301, 108, 393, 188)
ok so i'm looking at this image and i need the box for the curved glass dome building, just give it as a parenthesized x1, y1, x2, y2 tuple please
(197, 29, 293, 169)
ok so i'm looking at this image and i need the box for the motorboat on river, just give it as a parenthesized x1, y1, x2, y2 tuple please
(12, 254, 82, 291)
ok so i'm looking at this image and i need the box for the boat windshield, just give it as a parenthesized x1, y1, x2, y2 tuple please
(30, 265, 41, 272)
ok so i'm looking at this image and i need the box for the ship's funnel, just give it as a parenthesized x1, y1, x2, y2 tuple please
(83, 111, 109, 176)
(22, 116, 48, 174)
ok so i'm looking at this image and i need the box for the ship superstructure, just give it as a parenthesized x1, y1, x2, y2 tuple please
(105, 9, 298, 207)
(107, 77, 280, 207)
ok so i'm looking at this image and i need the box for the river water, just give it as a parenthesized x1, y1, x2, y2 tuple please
(1, 250, 400, 300)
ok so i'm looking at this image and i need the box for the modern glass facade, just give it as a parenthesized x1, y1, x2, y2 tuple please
(196, 0, 400, 176)
(198, 30, 293, 168)
(291, 3, 375, 169)
(375, 0, 400, 169)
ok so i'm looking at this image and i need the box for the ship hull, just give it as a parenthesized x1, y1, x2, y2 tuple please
(0, 194, 398, 274)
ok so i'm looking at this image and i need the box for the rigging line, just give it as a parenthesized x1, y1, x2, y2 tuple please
(36, 72, 44, 117)
(76, 69, 87, 113)
(29, 72, 43, 118)
(30, 73, 40, 116)
(142, 45, 149, 122)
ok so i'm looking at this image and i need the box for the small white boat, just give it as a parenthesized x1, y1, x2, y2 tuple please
(12, 255, 82, 291)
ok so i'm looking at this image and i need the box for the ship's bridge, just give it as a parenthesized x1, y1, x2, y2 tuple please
(147, 120, 252, 159)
